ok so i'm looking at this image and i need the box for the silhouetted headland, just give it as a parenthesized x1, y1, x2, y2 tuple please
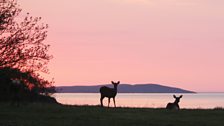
(56, 83, 195, 93)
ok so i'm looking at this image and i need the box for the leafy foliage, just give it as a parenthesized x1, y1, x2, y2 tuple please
(0, 67, 56, 102)
(0, 0, 55, 102)
(0, 0, 52, 72)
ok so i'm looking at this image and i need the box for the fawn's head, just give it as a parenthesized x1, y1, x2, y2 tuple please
(111, 81, 120, 87)
(173, 95, 183, 104)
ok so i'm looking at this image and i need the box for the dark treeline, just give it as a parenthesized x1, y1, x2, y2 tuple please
(0, 67, 56, 104)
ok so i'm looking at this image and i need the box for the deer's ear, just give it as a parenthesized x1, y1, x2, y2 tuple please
(180, 95, 183, 98)
(117, 81, 120, 84)
(173, 95, 177, 98)
(111, 81, 115, 84)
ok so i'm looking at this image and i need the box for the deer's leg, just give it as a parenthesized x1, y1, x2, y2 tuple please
(113, 97, 116, 108)
(100, 96, 104, 107)
(108, 98, 110, 107)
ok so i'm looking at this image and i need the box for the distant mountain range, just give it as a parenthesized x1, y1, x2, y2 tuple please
(56, 84, 195, 93)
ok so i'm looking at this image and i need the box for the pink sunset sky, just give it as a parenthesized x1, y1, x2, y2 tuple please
(19, 0, 224, 92)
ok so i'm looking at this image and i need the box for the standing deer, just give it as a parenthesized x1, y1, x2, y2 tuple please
(100, 81, 120, 107)
(166, 95, 183, 110)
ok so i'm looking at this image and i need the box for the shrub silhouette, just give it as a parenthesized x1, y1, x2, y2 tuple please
(0, 67, 56, 104)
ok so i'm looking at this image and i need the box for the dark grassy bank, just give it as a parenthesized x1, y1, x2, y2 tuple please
(0, 103, 224, 126)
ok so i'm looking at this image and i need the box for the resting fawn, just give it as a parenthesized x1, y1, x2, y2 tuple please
(166, 95, 183, 110)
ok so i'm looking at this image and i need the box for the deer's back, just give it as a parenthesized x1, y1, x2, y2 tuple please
(100, 86, 116, 98)
(166, 103, 179, 110)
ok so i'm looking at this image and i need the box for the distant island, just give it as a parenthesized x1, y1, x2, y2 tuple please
(56, 84, 195, 93)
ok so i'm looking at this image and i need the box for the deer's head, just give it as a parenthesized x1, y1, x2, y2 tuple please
(173, 95, 183, 104)
(111, 81, 120, 87)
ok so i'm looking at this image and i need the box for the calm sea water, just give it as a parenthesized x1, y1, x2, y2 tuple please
(53, 93, 224, 109)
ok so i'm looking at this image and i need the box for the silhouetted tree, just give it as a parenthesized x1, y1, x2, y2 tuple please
(0, 0, 55, 102)
(0, 0, 52, 72)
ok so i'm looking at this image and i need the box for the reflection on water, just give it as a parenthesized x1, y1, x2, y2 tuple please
(53, 93, 224, 109)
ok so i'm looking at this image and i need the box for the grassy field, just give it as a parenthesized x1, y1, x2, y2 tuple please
(0, 103, 224, 126)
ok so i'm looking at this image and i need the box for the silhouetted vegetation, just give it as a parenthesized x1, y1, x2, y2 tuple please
(0, 67, 56, 103)
(0, 103, 224, 126)
(0, 0, 55, 103)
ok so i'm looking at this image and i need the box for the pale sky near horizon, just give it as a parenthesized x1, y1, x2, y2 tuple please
(18, 0, 224, 92)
